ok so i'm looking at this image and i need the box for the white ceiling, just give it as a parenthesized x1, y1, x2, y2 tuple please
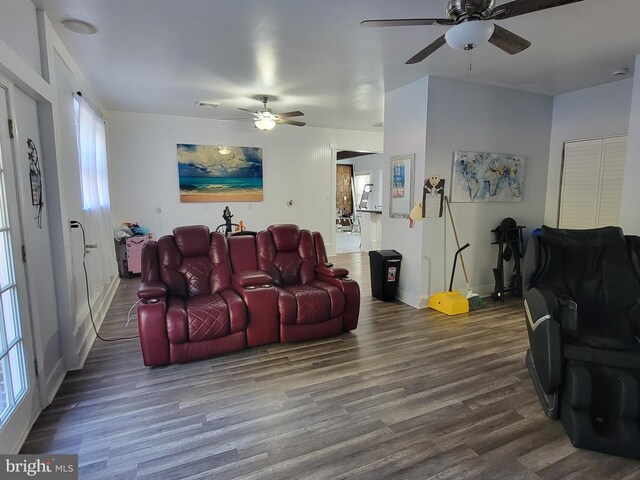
(31, 0, 640, 132)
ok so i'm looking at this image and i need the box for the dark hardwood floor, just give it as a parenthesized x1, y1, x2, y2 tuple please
(22, 252, 640, 479)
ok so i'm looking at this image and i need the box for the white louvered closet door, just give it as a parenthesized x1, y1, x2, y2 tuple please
(558, 136, 627, 229)
(596, 137, 627, 227)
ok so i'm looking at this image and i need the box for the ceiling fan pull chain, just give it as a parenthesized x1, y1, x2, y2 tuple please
(465, 49, 473, 104)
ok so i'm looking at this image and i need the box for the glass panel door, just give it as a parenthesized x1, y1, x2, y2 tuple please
(0, 81, 36, 453)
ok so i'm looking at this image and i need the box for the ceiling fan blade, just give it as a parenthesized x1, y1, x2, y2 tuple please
(275, 111, 304, 118)
(406, 35, 447, 64)
(361, 18, 454, 28)
(488, 24, 531, 55)
(277, 119, 306, 127)
(490, 0, 584, 19)
(238, 107, 258, 114)
(217, 117, 254, 121)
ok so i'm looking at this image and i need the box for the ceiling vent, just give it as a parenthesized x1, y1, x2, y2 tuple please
(195, 101, 220, 108)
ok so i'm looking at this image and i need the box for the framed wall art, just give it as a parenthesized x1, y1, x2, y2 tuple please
(177, 144, 263, 202)
(451, 151, 525, 203)
(389, 153, 414, 218)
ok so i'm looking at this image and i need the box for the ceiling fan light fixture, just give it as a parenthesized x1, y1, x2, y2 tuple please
(218, 145, 231, 155)
(445, 21, 495, 50)
(255, 117, 276, 130)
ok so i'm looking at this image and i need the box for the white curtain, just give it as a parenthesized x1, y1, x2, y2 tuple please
(74, 97, 117, 293)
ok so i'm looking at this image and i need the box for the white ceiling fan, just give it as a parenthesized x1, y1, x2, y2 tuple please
(234, 96, 306, 130)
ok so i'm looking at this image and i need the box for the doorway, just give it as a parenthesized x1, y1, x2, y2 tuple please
(0, 82, 38, 453)
(335, 150, 383, 254)
(336, 161, 359, 253)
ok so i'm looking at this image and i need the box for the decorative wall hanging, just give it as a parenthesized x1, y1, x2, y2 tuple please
(423, 175, 445, 218)
(451, 151, 525, 203)
(389, 153, 414, 219)
(27, 138, 43, 228)
(177, 144, 263, 202)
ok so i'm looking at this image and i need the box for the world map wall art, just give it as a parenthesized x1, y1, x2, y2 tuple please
(451, 151, 526, 203)
(177, 144, 263, 202)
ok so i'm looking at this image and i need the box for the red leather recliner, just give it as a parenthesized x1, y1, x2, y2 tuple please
(137, 226, 247, 366)
(257, 224, 360, 343)
(137, 224, 359, 366)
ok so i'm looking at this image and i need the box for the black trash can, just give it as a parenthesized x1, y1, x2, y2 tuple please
(368, 250, 402, 301)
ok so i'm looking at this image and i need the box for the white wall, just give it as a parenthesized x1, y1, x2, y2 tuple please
(0, 7, 125, 452)
(381, 76, 553, 307)
(52, 50, 120, 366)
(621, 57, 640, 234)
(423, 77, 553, 300)
(381, 77, 428, 307)
(546, 78, 633, 226)
(0, 3, 62, 452)
(107, 111, 382, 246)
(0, 0, 41, 77)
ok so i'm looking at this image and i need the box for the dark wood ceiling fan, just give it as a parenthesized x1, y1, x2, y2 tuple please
(361, 0, 585, 64)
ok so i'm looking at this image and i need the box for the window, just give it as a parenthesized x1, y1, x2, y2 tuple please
(74, 96, 110, 211)
(72, 95, 117, 294)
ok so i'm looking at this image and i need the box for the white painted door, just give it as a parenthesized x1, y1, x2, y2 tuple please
(0, 83, 38, 453)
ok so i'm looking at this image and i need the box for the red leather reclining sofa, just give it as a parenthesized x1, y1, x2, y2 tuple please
(136, 224, 360, 366)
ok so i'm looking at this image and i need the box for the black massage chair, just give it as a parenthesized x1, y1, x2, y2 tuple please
(523, 226, 640, 459)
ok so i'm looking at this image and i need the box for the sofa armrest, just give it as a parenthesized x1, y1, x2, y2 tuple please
(315, 273, 360, 332)
(316, 265, 349, 278)
(232, 271, 274, 290)
(524, 287, 561, 394)
(138, 281, 167, 300)
(137, 299, 170, 366)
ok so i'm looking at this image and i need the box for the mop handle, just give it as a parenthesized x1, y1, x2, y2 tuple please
(444, 196, 470, 285)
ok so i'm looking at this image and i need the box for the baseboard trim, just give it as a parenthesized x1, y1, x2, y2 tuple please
(396, 288, 420, 309)
(10, 410, 41, 454)
(43, 357, 66, 406)
(74, 274, 120, 370)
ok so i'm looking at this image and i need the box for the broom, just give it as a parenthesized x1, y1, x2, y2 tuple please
(444, 196, 485, 310)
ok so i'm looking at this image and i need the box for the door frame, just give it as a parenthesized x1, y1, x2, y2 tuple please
(329, 147, 382, 256)
(0, 75, 40, 453)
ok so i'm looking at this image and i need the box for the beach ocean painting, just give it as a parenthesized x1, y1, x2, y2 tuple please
(177, 144, 263, 202)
